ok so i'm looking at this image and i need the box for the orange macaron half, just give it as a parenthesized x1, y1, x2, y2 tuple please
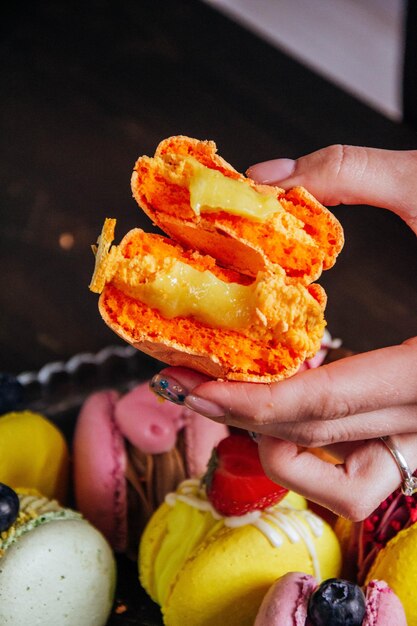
(131, 136, 343, 283)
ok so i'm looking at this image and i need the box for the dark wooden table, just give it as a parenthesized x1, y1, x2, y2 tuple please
(1, 1, 417, 624)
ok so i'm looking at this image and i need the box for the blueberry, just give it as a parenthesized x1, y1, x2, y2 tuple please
(308, 578, 366, 626)
(0, 483, 20, 533)
(0, 373, 24, 414)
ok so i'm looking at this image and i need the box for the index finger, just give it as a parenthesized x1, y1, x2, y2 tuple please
(247, 145, 417, 228)
(184, 339, 417, 428)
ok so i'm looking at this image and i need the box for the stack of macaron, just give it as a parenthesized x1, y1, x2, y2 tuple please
(72, 379, 229, 557)
(90, 135, 344, 383)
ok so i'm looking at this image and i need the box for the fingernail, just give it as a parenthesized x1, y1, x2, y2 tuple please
(184, 394, 225, 419)
(150, 373, 188, 405)
(247, 158, 296, 184)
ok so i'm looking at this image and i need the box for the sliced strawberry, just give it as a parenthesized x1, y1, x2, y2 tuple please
(202, 433, 288, 517)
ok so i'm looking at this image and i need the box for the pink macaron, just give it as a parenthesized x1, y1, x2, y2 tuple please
(254, 572, 407, 626)
(73, 380, 228, 556)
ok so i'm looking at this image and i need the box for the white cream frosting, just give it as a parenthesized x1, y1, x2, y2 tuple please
(165, 478, 324, 579)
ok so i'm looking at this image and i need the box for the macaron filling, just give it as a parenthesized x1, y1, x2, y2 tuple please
(188, 157, 284, 221)
(119, 257, 256, 330)
(91, 220, 325, 346)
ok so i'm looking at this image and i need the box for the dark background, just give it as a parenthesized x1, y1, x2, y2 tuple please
(1, 1, 417, 623)
(1, 0, 417, 377)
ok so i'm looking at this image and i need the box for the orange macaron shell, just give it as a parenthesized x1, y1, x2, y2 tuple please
(94, 225, 327, 382)
(131, 135, 344, 284)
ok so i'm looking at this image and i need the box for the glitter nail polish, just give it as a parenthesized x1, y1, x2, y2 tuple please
(150, 373, 187, 405)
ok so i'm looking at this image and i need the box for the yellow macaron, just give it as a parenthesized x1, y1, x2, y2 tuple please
(0, 411, 69, 502)
(139, 479, 341, 626)
(365, 522, 417, 626)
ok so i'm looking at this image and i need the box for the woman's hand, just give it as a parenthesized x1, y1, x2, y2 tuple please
(151, 145, 417, 521)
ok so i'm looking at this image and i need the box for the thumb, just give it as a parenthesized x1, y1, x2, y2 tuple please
(247, 145, 417, 229)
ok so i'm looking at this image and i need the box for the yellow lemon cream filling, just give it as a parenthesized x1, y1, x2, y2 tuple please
(159, 156, 316, 250)
(188, 157, 282, 221)
(122, 259, 255, 329)
(90, 220, 324, 352)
